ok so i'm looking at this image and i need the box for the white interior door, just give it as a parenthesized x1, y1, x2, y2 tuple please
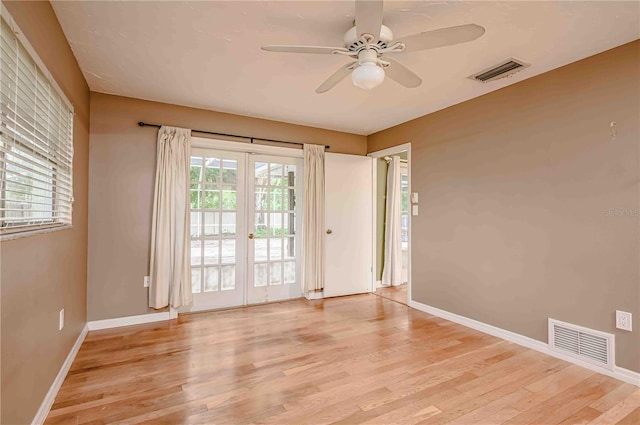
(186, 149, 246, 312)
(247, 155, 303, 304)
(324, 153, 373, 297)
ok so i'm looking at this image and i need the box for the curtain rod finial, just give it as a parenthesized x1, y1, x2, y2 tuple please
(138, 121, 145, 127)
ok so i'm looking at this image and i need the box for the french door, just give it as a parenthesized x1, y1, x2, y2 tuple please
(188, 149, 246, 311)
(247, 155, 302, 304)
(186, 148, 302, 312)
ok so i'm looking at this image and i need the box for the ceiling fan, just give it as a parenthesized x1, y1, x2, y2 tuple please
(261, 0, 485, 93)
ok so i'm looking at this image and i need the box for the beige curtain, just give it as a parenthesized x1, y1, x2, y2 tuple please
(302, 144, 325, 292)
(382, 156, 403, 286)
(149, 126, 192, 309)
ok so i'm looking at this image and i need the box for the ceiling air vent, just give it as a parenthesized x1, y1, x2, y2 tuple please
(548, 319, 615, 370)
(469, 58, 530, 83)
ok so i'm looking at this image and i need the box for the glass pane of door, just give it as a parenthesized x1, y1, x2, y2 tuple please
(184, 149, 245, 312)
(247, 155, 302, 304)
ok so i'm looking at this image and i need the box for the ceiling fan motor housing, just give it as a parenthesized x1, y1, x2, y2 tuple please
(357, 49, 379, 65)
(343, 24, 393, 51)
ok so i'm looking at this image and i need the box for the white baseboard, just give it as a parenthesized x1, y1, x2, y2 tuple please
(305, 291, 324, 300)
(615, 366, 640, 386)
(32, 324, 88, 425)
(87, 311, 172, 331)
(376, 280, 383, 288)
(408, 300, 640, 387)
(33, 310, 176, 423)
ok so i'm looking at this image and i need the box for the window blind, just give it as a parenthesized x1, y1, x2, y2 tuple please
(0, 14, 74, 236)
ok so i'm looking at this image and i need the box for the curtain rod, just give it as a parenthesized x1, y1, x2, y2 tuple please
(137, 122, 330, 150)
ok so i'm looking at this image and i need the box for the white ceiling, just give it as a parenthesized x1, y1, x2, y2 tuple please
(51, 1, 639, 135)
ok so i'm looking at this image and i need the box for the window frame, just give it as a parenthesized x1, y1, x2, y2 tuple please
(0, 6, 75, 241)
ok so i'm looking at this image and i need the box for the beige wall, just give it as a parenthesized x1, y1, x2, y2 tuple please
(88, 93, 366, 321)
(0, 1, 90, 424)
(369, 41, 640, 372)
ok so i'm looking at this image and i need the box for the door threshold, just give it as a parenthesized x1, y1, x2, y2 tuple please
(179, 297, 305, 316)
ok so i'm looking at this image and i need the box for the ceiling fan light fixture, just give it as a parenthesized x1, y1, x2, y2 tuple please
(351, 62, 385, 90)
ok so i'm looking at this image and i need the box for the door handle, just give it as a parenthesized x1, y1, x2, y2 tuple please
(248, 233, 254, 239)
(326, 229, 332, 235)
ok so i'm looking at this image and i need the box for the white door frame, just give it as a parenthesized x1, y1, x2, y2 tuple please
(367, 143, 412, 306)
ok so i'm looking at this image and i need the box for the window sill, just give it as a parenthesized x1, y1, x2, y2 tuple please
(0, 224, 73, 242)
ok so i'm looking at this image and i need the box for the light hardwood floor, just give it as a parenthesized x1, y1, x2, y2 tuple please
(46, 294, 638, 424)
(376, 284, 408, 305)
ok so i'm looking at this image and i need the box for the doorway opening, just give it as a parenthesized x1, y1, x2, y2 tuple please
(369, 144, 411, 306)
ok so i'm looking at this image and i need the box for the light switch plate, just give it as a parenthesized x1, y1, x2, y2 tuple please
(411, 192, 418, 203)
(144, 276, 150, 288)
(59, 309, 64, 331)
(412, 205, 419, 216)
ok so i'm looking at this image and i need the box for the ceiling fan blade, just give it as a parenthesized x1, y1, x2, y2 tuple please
(355, 0, 384, 40)
(316, 62, 357, 94)
(262, 45, 349, 54)
(395, 24, 485, 53)
(384, 58, 422, 88)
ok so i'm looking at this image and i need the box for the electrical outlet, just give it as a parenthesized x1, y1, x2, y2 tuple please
(616, 310, 632, 331)
(59, 309, 64, 331)
(144, 276, 150, 288)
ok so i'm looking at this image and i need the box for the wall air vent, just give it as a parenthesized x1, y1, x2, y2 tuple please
(548, 319, 615, 371)
(469, 58, 530, 83)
